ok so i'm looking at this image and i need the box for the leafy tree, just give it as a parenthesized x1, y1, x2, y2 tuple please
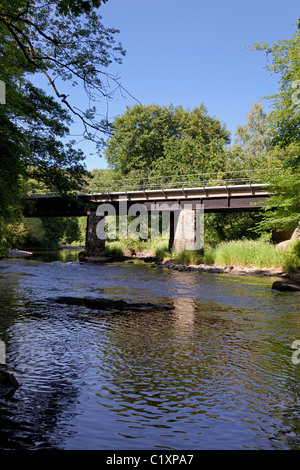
(251, 20, 300, 231)
(105, 104, 230, 180)
(0, 0, 126, 141)
(41, 217, 81, 248)
(230, 102, 275, 170)
(0, 0, 126, 251)
(204, 212, 266, 247)
(56, 0, 108, 16)
(20, 217, 82, 249)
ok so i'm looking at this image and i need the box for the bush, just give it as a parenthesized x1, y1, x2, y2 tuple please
(202, 247, 216, 265)
(155, 241, 170, 260)
(105, 242, 124, 258)
(172, 249, 203, 265)
(0, 241, 9, 259)
(282, 241, 300, 272)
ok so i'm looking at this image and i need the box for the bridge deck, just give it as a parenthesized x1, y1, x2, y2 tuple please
(24, 183, 269, 217)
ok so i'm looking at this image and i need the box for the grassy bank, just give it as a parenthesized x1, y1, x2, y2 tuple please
(209, 240, 300, 271)
(105, 238, 170, 259)
(105, 238, 300, 272)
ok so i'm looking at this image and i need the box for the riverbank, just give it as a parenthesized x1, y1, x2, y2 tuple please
(79, 248, 300, 284)
(153, 257, 300, 282)
(104, 238, 300, 282)
(5, 245, 300, 284)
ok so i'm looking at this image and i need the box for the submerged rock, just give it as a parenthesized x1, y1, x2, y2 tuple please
(0, 365, 19, 388)
(272, 281, 300, 292)
(54, 296, 173, 312)
(78, 251, 112, 263)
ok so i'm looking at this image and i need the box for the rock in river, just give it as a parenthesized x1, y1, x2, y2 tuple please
(272, 281, 300, 292)
(54, 296, 173, 312)
(0, 364, 19, 388)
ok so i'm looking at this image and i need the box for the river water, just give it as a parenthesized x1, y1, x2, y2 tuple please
(0, 248, 299, 450)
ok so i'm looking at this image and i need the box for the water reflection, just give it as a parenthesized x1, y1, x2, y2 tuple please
(0, 249, 299, 449)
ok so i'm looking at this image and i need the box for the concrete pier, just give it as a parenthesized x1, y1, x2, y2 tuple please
(169, 207, 203, 253)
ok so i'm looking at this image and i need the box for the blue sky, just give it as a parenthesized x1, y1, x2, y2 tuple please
(63, 0, 300, 170)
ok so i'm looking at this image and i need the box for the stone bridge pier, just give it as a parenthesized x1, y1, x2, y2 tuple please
(79, 211, 106, 261)
(81, 204, 204, 261)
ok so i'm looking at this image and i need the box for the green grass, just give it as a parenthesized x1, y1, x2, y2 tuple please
(205, 239, 300, 271)
(154, 241, 170, 260)
(212, 239, 285, 268)
(171, 249, 203, 265)
(105, 237, 170, 258)
(104, 242, 124, 258)
(105, 238, 300, 272)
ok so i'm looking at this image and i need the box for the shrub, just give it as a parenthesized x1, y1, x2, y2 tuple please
(0, 241, 9, 259)
(202, 247, 216, 265)
(282, 241, 300, 272)
(105, 242, 124, 258)
(172, 249, 203, 265)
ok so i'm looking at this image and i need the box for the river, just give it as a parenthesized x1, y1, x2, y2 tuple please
(0, 248, 299, 450)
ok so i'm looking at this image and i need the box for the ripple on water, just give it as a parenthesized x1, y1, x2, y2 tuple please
(0, 252, 300, 450)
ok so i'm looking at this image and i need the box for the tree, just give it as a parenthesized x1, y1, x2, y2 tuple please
(104, 103, 230, 180)
(230, 102, 275, 170)
(251, 21, 300, 231)
(0, 0, 126, 141)
(0, 0, 126, 249)
(56, 0, 108, 16)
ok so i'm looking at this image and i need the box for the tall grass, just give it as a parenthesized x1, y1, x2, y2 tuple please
(171, 250, 203, 265)
(210, 239, 300, 271)
(106, 237, 170, 258)
(105, 242, 124, 258)
(105, 237, 300, 272)
(212, 240, 283, 268)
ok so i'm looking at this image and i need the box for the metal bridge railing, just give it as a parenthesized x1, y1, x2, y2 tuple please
(28, 168, 274, 197)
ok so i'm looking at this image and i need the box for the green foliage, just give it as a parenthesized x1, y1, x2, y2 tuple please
(0, 0, 126, 231)
(1, 219, 27, 248)
(57, 0, 108, 16)
(250, 21, 300, 231)
(0, 0, 126, 140)
(172, 250, 203, 266)
(155, 242, 171, 261)
(204, 212, 265, 247)
(105, 104, 230, 179)
(281, 241, 300, 272)
(105, 242, 124, 258)
(0, 241, 9, 259)
(256, 168, 300, 231)
(251, 23, 300, 150)
(23, 219, 46, 247)
(202, 247, 216, 265)
(156, 239, 299, 272)
(17, 217, 82, 249)
(232, 102, 274, 167)
(105, 237, 169, 259)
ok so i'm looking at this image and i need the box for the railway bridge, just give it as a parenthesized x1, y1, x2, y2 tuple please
(24, 169, 271, 254)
